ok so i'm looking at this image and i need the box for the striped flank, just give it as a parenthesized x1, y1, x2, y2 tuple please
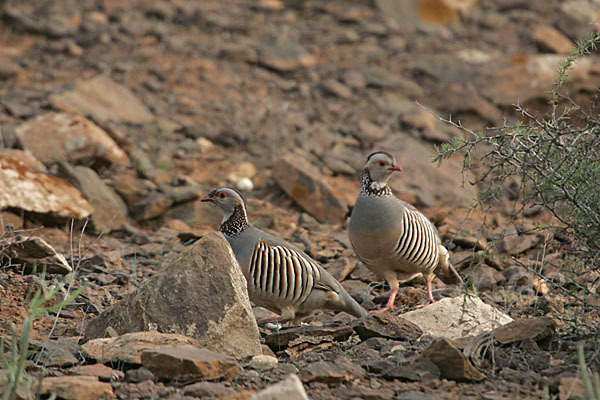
(248, 240, 321, 306)
(394, 208, 439, 271)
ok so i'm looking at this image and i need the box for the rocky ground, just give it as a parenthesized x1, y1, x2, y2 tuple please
(1, 0, 600, 399)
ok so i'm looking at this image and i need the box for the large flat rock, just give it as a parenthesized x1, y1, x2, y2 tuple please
(41, 376, 114, 400)
(0, 155, 93, 219)
(141, 345, 238, 381)
(15, 112, 129, 168)
(81, 331, 197, 365)
(50, 75, 154, 124)
(84, 232, 262, 358)
(401, 296, 513, 340)
(273, 153, 348, 224)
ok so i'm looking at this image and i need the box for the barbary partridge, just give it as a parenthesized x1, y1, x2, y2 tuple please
(202, 187, 368, 324)
(348, 151, 462, 312)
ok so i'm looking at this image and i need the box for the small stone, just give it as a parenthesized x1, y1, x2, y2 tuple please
(58, 163, 128, 233)
(0, 59, 21, 80)
(248, 355, 279, 370)
(342, 70, 366, 89)
(398, 104, 437, 130)
(166, 185, 201, 204)
(141, 346, 238, 381)
(67, 40, 84, 56)
(130, 191, 174, 220)
(124, 367, 154, 383)
(257, 0, 284, 11)
(353, 314, 423, 341)
(474, 265, 501, 291)
(361, 67, 423, 99)
(84, 11, 109, 25)
(533, 277, 550, 295)
(556, 0, 600, 41)
(323, 157, 356, 175)
(195, 137, 214, 153)
(113, 380, 163, 399)
(3, 99, 36, 118)
(504, 265, 532, 287)
(419, 338, 485, 382)
(419, 0, 470, 24)
(532, 25, 574, 54)
(250, 374, 308, 400)
(354, 120, 387, 147)
(321, 79, 353, 99)
(326, 257, 356, 281)
(236, 177, 254, 192)
(112, 170, 154, 206)
(0, 211, 23, 230)
(559, 376, 585, 400)
(493, 316, 556, 345)
(67, 364, 125, 382)
(35, 339, 79, 367)
(227, 161, 257, 182)
(362, 359, 395, 374)
(382, 359, 441, 382)
(0, 149, 47, 172)
(183, 381, 237, 398)
(420, 128, 450, 144)
(300, 359, 365, 383)
(263, 325, 354, 352)
(2, 235, 72, 273)
(257, 40, 316, 72)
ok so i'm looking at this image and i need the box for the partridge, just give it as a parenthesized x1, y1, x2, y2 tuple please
(201, 187, 368, 324)
(348, 151, 462, 312)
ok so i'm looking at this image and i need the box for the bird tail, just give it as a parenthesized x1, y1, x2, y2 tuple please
(339, 289, 369, 318)
(435, 245, 463, 285)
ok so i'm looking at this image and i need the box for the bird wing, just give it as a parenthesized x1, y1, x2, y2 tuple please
(391, 206, 441, 272)
(248, 239, 340, 307)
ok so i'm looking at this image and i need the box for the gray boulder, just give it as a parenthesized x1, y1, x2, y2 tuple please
(84, 232, 262, 358)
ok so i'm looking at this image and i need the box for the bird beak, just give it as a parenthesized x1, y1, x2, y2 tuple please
(389, 163, 403, 172)
(200, 194, 215, 203)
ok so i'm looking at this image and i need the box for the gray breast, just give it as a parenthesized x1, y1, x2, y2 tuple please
(350, 195, 440, 273)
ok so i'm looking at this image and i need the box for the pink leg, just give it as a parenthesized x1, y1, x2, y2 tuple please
(416, 278, 435, 308)
(371, 286, 399, 313)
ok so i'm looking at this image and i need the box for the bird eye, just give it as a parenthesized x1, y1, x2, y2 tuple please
(378, 161, 387, 167)
(218, 192, 226, 199)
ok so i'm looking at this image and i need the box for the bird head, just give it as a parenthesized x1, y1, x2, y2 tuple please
(201, 187, 246, 217)
(363, 151, 402, 184)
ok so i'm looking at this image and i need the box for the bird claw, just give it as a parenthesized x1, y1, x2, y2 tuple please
(414, 299, 434, 309)
(370, 304, 396, 314)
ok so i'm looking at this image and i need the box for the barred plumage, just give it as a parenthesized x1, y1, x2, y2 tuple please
(349, 152, 462, 312)
(249, 240, 321, 306)
(201, 186, 368, 324)
(394, 208, 439, 271)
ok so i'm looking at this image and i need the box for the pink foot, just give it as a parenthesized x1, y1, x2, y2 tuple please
(415, 279, 435, 308)
(371, 286, 398, 313)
